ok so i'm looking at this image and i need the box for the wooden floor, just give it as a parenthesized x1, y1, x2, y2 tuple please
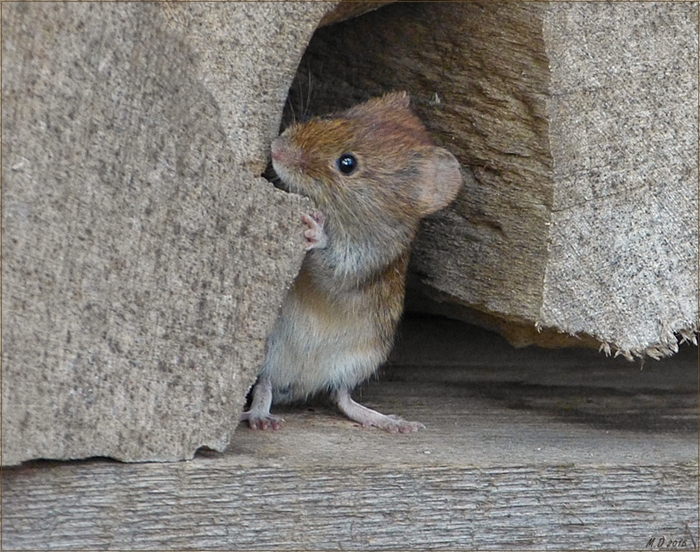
(3, 315, 698, 550)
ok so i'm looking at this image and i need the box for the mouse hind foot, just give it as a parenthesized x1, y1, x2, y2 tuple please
(241, 375, 285, 430)
(332, 387, 425, 434)
(240, 410, 284, 430)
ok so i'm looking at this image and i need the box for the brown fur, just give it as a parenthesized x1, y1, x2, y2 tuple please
(244, 92, 462, 432)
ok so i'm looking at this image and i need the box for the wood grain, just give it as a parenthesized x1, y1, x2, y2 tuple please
(4, 460, 696, 550)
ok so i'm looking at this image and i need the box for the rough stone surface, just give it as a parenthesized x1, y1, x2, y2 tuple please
(540, 2, 698, 358)
(2, 2, 332, 466)
(285, 1, 698, 357)
(319, 1, 394, 27)
(3, 0, 696, 468)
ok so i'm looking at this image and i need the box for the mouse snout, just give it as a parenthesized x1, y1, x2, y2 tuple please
(270, 136, 301, 168)
(270, 137, 284, 161)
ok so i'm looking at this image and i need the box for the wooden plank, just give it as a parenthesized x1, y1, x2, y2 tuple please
(3, 316, 697, 549)
(4, 460, 696, 550)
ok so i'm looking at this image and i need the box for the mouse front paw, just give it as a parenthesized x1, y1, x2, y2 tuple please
(301, 210, 328, 250)
(240, 410, 285, 430)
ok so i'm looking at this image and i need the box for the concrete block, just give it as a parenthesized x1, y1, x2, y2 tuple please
(2, 2, 332, 466)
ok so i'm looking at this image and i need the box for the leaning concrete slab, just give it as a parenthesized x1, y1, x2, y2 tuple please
(2, 2, 332, 466)
(538, 2, 698, 358)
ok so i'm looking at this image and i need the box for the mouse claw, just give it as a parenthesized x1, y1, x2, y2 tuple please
(241, 411, 285, 431)
(302, 210, 328, 250)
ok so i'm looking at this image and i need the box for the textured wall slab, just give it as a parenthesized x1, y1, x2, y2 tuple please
(3, 0, 696, 468)
(2, 2, 331, 466)
(540, 2, 698, 358)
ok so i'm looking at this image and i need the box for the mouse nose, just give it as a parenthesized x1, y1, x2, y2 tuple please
(271, 136, 291, 162)
(270, 137, 284, 161)
(270, 136, 300, 167)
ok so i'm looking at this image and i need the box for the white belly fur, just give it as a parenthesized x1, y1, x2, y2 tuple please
(260, 280, 388, 403)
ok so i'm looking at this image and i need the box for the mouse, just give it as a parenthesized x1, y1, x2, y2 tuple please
(241, 91, 463, 433)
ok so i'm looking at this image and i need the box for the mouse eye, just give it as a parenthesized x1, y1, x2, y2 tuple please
(336, 153, 358, 175)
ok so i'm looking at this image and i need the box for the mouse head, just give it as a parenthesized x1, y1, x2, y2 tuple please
(271, 91, 463, 227)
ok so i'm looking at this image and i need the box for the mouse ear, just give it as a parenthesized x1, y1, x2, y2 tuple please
(380, 91, 411, 110)
(415, 147, 463, 216)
